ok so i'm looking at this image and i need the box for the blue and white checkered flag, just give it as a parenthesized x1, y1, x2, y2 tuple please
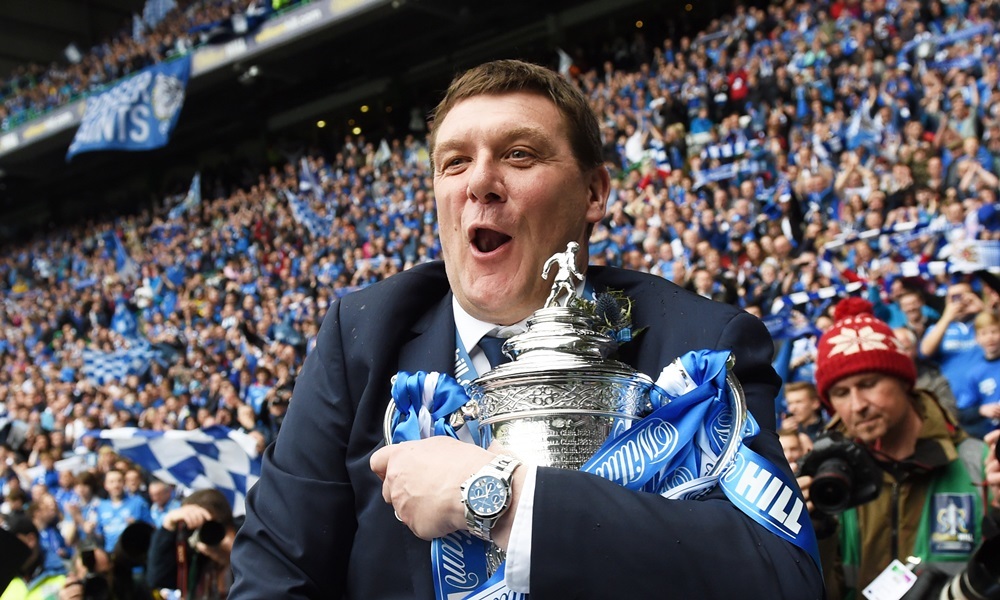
(94, 426, 261, 515)
(284, 189, 332, 239)
(82, 340, 156, 384)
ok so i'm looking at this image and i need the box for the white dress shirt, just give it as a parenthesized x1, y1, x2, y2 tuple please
(452, 296, 535, 593)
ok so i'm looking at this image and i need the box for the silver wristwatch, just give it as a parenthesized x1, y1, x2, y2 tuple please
(459, 455, 522, 542)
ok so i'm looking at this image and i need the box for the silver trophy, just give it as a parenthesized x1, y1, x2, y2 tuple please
(383, 242, 747, 472)
(383, 242, 654, 468)
(462, 242, 653, 470)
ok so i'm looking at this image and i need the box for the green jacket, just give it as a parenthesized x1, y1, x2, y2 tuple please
(821, 391, 987, 599)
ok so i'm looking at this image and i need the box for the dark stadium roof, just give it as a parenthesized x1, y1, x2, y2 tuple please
(0, 0, 145, 76)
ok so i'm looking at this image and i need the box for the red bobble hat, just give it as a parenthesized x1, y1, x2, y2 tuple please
(814, 297, 917, 406)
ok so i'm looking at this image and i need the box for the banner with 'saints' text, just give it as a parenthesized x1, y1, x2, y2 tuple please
(66, 55, 191, 160)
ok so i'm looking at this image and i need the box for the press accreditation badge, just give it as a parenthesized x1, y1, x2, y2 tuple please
(929, 493, 976, 554)
(862, 559, 917, 600)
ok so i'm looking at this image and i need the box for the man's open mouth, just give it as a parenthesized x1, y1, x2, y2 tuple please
(472, 228, 512, 253)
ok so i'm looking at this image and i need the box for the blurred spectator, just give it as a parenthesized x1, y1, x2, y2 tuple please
(953, 310, 1000, 439)
(88, 469, 151, 553)
(893, 327, 959, 419)
(65, 473, 100, 549)
(778, 425, 807, 475)
(29, 493, 70, 576)
(0, 512, 67, 599)
(147, 480, 181, 528)
(920, 281, 986, 402)
(781, 381, 826, 442)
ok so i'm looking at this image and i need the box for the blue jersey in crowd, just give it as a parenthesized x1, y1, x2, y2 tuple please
(93, 495, 152, 552)
(38, 526, 69, 574)
(925, 320, 978, 393)
(150, 498, 182, 528)
(954, 348, 999, 410)
(953, 348, 1000, 439)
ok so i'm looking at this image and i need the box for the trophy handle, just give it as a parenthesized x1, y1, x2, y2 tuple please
(715, 358, 748, 480)
(383, 398, 397, 446)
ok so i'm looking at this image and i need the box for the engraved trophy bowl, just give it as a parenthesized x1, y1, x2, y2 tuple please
(467, 305, 653, 471)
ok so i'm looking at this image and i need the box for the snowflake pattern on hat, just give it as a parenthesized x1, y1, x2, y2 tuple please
(825, 323, 891, 357)
(814, 299, 917, 404)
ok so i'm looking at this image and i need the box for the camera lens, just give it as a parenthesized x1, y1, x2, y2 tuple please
(198, 521, 226, 546)
(810, 457, 853, 514)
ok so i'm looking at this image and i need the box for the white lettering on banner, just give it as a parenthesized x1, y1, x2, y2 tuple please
(591, 420, 677, 485)
(733, 462, 803, 534)
(439, 534, 480, 591)
(129, 105, 150, 142)
(71, 72, 155, 148)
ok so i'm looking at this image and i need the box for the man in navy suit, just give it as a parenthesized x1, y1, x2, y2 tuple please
(230, 60, 824, 599)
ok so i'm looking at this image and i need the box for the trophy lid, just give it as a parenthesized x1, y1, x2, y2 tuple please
(473, 305, 640, 385)
(470, 242, 651, 400)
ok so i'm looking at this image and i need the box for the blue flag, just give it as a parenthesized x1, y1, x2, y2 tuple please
(103, 231, 139, 281)
(284, 189, 332, 239)
(168, 172, 201, 220)
(67, 55, 191, 160)
(94, 426, 261, 515)
(111, 299, 139, 338)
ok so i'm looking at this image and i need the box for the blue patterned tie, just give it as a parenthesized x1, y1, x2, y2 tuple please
(479, 335, 511, 368)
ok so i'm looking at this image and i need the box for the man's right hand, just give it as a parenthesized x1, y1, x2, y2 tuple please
(162, 504, 213, 533)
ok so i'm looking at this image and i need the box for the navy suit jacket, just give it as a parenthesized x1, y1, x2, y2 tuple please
(231, 262, 824, 599)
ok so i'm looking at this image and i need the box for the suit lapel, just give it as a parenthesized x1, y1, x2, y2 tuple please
(398, 291, 456, 375)
(395, 292, 455, 598)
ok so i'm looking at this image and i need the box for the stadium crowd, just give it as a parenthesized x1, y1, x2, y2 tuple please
(2, 0, 1000, 596)
(0, 0, 298, 133)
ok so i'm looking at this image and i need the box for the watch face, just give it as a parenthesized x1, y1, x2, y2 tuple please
(467, 474, 508, 517)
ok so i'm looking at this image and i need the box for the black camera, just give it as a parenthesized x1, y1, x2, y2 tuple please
(902, 533, 1000, 600)
(78, 544, 111, 600)
(188, 520, 226, 547)
(268, 383, 293, 407)
(798, 431, 882, 514)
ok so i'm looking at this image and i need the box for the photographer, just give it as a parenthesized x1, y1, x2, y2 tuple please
(145, 489, 235, 600)
(803, 298, 991, 598)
